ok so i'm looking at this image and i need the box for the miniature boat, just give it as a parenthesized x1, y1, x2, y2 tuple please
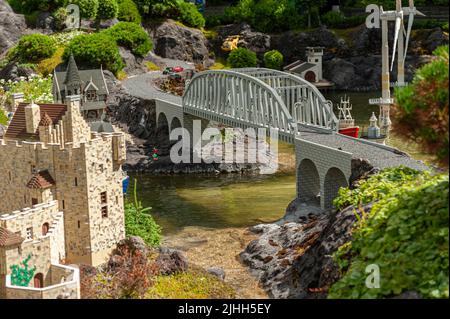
(337, 95, 360, 138)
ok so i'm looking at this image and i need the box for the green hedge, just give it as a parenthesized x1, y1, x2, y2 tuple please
(329, 167, 449, 299)
(15, 34, 57, 63)
(117, 0, 142, 24)
(264, 50, 283, 70)
(64, 32, 124, 74)
(66, 0, 99, 19)
(227, 47, 257, 68)
(103, 22, 152, 56)
(178, 0, 205, 28)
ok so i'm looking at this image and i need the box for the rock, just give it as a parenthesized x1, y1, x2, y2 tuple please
(0, 0, 29, 56)
(113, 236, 150, 258)
(146, 19, 213, 67)
(91, 18, 119, 29)
(424, 28, 449, 53)
(241, 203, 372, 299)
(102, 70, 119, 92)
(349, 158, 375, 187)
(155, 247, 188, 275)
(35, 12, 55, 33)
(391, 291, 422, 299)
(118, 47, 146, 76)
(207, 267, 226, 280)
(323, 58, 364, 90)
(0, 61, 36, 81)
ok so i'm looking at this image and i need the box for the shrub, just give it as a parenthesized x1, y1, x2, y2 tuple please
(8, 0, 64, 14)
(117, 0, 142, 24)
(227, 47, 257, 68)
(264, 50, 283, 70)
(145, 61, 160, 71)
(393, 45, 449, 167)
(0, 107, 8, 126)
(15, 34, 57, 63)
(0, 74, 54, 103)
(36, 47, 65, 76)
(67, 0, 99, 19)
(321, 10, 345, 27)
(177, 0, 205, 28)
(64, 32, 124, 74)
(103, 22, 153, 56)
(329, 169, 449, 299)
(53, 7, 68, 31)
(96, 0, 119, 21)
(124, 179, 162, 247)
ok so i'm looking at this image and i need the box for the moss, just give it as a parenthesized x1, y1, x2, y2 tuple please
(116, 70, 128, 81)
(145, 61, 160, 71)
(145, 268, 235, 299)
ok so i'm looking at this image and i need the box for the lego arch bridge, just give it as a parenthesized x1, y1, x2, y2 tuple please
(182, 68, 339, 142)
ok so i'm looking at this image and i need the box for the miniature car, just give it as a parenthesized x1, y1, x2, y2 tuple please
(163, 67, 174, 75)
(168, 72, 182, 80)
(173, 66, 184, 72)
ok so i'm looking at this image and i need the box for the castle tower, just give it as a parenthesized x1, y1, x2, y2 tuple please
(63, 54, 83, 99)
(306, 47, 324, 81)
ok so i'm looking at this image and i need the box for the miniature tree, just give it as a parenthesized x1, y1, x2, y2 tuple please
(96, 0, 119, 28)
(393, 45, 449, 168)
(10, 254, 37, 287)
(227, 47, 257, 68)
(264, 50, 284, 70)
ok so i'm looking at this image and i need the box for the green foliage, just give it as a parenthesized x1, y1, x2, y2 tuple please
(10, 254, 37, 287)
(393, 45, 449, 167)
(333, 166, 424, 211)
(67, 0, 99, 19)
(103, 22, 153, 56)
(329, 170, 449, 299)
(117, 0, 142, 24)
(264, 50, 283, 70)
(97, 0, 119, 21)
(227, 47, 257, 68)
(321, 10, 365, 29)
(64, 32, 124, 73)
(53, 7, 68, 31)
(7, 0, 65, 14)
(177, 0, 205, 28)
(15, 34, 57, 63)
(125, 179, 162, 247)
(0, 107, 8, 126)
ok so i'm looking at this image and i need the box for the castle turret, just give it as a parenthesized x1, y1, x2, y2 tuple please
(24, 101, 40, 134)
(63, 54, 83, 97)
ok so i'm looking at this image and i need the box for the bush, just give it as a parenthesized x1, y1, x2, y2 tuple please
(264, 50, 283, 70)
(227, 47, 257, 68)
(53, 7, 68, 31)
(117, 0, 142, 24)
(103, 22, 153, 56)
(64, 32, 124, 74)
(8, 0, 64, 14)
(97, 0, 119, 21)
(329, 168, 449, 299)
(37, 47, 65, 76)
(15, 34, 57, 63)
(124, 179, 162, 247)
(177, 0, 205, 28)
(0, 108, 8, 126)
(67, 0, 99, 19)
(393, 45, 449, 167)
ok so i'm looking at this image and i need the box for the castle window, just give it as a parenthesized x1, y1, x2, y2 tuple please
(86, 90, 97, 101)
(8, 171, 11, 181)
(26, 227, 33, 240)
(74, 177, 78, 186)
(62, 200, 65, 209)
(32, 198, 38, 206)
(31, 165, 35, 173)
(101, 206, 108, 218)
(77, 221, 81, 229)
(100, 191, 107, 204)
(42, 223, 49, 236)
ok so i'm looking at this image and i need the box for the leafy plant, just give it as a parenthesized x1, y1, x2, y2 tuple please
(125, 179, 162, 247)
(329, 172, 449, 299)
(67, 0, 99, 19)
(96, 0, 119, 21)
(393, 45, 449, 167)
(177, 0, 205, 28)
(64, 32, 125, 74)
(53, 7, 69, 31)
(117, 0, 142, 24)
(227, 47, 257, 68)
(10, 254, 37, 287)
(36, 47, 65, 76)
(0, 106, 8, 126)
(264, 50, 283, 70)
(0, 75, 54, 103)
(15, 34, 57, 63)
(103, 22, 153, 56)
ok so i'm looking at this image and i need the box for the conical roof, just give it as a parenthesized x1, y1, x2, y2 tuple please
(63, 54, 83, 87)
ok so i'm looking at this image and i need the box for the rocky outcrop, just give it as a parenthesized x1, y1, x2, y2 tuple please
(118, 47, 148, 76)
(240, 203, 371, 299)
(0, 60, 35, 81)
(0, 0, 29, 56)
(145, 19, 213, 67)
(155, 247, 189, 275)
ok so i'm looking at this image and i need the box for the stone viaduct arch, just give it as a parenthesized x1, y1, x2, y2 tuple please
(297, 159, 321, 206)
(324, 167, 349, 209)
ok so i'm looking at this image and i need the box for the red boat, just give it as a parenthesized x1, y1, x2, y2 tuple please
(339, 126, 360, 138)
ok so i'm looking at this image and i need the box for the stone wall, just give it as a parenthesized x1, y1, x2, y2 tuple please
(295, 138, 352, 209)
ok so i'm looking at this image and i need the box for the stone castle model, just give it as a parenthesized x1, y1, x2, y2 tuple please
(0, 92, 126, 299)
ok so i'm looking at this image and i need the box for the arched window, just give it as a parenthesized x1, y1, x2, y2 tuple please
(34, 273, 44, 288)
(42, 223, 50, 236)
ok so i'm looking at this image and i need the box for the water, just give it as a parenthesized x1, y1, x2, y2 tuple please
(131, 91, 429, 235)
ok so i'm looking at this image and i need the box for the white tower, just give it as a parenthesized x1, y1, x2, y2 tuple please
(306, 47, 324, 81)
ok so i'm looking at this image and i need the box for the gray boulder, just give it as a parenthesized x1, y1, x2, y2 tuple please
(113, 236, 150, 258)
(207, 267, 226, 281)
(215, 23, 270, 56)
(35, 11, 55, 33)
(155, 247, 189, 275)
(323, 57, 364, 90)
(118, 47, 147, 76)
(0, 0, 28, 56)
(146, 19, 213, 67)
(0, 61, 35, 81)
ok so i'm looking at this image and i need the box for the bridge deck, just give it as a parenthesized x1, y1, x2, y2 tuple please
(299, 128, 428, 171)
